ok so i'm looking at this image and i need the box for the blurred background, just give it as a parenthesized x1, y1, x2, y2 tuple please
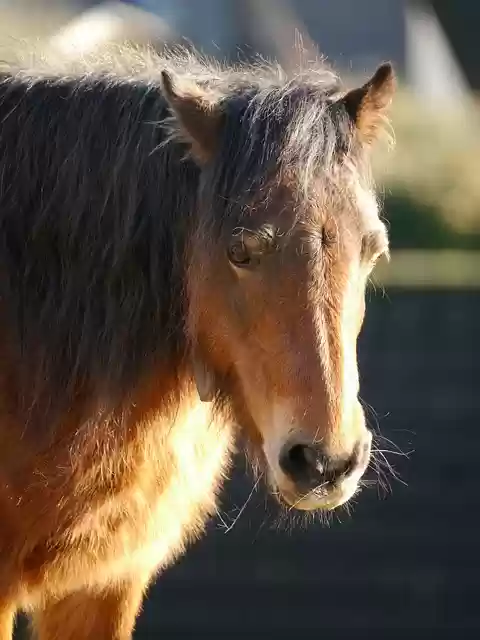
(4, 0, 479, 637)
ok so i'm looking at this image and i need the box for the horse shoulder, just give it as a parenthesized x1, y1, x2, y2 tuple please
(0, 366, 234, 604)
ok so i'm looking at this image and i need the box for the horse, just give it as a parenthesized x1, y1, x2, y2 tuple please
(0, 47, 394, 639)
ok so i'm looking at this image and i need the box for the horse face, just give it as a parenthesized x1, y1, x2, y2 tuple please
(191, 177, 389, 511)
(161, 62, 395, 511)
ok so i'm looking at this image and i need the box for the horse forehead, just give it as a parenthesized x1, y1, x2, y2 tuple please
(243, 174, 376, 244)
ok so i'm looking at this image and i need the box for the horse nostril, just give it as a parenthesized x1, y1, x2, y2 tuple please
(279, 443, 326, 487)
(279, 440, 367, 490)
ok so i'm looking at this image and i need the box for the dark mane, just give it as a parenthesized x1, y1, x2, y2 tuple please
(0, 47, 355, 421)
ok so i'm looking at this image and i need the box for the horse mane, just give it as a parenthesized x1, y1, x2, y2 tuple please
(0, 45, 357, 423)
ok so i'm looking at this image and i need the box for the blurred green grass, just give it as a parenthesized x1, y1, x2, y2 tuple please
(372, 250, 480, 289)
(373, 87, 480, 251)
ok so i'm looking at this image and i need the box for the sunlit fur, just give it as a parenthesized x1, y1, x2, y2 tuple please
(0, 45, 393, 639)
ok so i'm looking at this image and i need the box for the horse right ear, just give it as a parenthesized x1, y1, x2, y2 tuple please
(340, 62, 396, 147)
(161, 70, 222, 164)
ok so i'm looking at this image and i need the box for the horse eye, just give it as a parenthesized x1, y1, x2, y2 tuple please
(227, 240, 252, 267)
(228, 226, 276, 268)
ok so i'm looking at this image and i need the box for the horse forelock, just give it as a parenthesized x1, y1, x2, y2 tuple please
(195, 59, 365, 242)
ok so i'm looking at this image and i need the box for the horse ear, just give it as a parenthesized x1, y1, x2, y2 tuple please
(191, 347, 215, 402)
(340, 62, 396, 146)
(161, 70, 221, 164)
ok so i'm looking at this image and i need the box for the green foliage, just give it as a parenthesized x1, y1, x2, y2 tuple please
(373, 89, 480, 250)
(383, 191, 480, 250)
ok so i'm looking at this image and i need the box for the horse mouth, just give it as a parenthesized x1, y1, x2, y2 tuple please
(272, 478, 361, 512)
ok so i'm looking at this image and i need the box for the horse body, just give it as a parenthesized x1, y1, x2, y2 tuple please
(0, 65, 235, 636)
(0, 362, 232, 637)
(0, 48, 395, 638)
(5, 388, 231, 605)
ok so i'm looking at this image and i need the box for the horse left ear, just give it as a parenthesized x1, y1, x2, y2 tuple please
(340, 62, 396, 146)
(161, 70, 222, 164)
